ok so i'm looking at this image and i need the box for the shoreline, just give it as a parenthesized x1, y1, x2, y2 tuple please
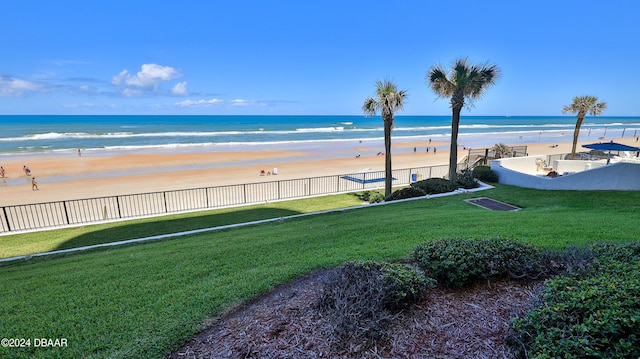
(1, 137, 638, 206)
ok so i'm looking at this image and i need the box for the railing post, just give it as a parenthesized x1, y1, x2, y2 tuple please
(116, 197, 122, 218)
(63, 201, 70, 225)
(2, 207, 11, 232)
(243, 184, 247, 204)
(163, 192, 168, 212)
(205, 187, 210, 208)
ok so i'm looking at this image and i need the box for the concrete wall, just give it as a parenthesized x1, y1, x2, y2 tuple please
(497, 154, 549, 174)
(496, 155, 608, 175)
(491, 160, 640, 190)
(554, 160, 606, 175)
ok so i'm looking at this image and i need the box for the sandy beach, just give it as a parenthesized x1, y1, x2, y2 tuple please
(1, 137, 638, 206)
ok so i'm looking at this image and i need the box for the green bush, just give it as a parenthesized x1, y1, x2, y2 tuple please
(540, 245, 596, 279)
(508, 251, 640, 358)
(411, 238, 543, 287)
(411, 178, 457, 195)
(358, 190, 385, 203)
(316, 260, 433, 353)
(473, 165, 499, 183)
(456, 169, 480, 189)
(386, 187, 426, 201)
(367, 191, 385, 203)
(590, 241, 640, 263)
(379, 262, 436, 308)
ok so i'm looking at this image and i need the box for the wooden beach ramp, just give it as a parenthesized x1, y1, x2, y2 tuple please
(465, 197, 520, 211)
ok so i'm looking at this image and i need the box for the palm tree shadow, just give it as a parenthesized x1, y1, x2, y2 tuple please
(54, 207, 302, 251)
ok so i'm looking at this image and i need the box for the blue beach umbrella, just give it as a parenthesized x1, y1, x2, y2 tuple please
(582, 141, 640, 164)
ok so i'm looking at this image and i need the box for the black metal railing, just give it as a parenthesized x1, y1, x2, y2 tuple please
(1, 164, 454, 233)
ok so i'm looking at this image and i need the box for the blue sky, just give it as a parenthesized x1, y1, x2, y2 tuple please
(1, 1, 638, 116)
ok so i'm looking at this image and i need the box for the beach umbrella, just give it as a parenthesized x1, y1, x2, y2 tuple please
(582, 141, 640, 164)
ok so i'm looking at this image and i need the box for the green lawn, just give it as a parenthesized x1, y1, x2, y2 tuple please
(0, 192, 365, 259)
(0, 185, 638, 358)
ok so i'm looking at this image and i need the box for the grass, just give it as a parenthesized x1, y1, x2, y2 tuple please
(0, 185, 638, 358)
(0, 192, 365, 259)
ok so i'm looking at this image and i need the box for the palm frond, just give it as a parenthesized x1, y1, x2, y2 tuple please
(362, 97, 379, 117)
(562, 95, 607, 116)
(427, 66, 455, 97)
(427, 57, 500, 106)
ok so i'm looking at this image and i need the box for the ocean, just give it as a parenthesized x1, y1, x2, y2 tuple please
(1, 115, 640, 158)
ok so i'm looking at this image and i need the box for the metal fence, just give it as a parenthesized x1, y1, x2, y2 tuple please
(1, 164, 453, 234)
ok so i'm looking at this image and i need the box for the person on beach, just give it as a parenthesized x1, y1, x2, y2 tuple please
(23, 165, 31, 176)
(433, 147, 437, 154)
(77, 148, 82, 157)
(32, 177, 38, 190)
(0, 166, 5, 178)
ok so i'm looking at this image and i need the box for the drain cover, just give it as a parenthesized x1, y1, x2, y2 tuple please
(465, 197, 520, 211)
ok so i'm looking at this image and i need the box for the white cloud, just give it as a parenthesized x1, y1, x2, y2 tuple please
(173, 98, 268, 109)
(230, 99, 266, 107)
(122, 88, 144, 97)
(230, 99, 250, 106)
(175, 98, 224, 107)
(172, 81, 188, 96)
(0, 76, 42, 96)
(111, 63, 181, 94)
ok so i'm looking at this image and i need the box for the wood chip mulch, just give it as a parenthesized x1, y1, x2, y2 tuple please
(167, 269, 541, 359)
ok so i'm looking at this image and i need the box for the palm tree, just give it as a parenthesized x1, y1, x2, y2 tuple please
(362, 79, 408, 197)
(427, 57, 500, 182)
(562, 95, 607, 160)
(493, 143, 510, 159)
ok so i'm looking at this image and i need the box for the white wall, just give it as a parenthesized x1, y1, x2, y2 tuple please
(554, 160, 606, 175)
(491, 161, 640, 190)
(496, 155, 549, 175)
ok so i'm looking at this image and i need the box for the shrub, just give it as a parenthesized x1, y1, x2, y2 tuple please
(358, 190, 372, 202)
(508, 257, 640, 358)
(411, 238, 543, 287)
(367, 191, 385, 203)
(358, 190, 385, 203)
(590, 241, 640, 264)
(380, 262, 435, 309)
(316, 261, 433, 353)
(456, 169, 480, 189)
(386, 187, 426, 201)
(539, 245, 596, 279)
(473, 165, 499, 183)
(507, 242, 640, 358)
(411, 178, 458, 195)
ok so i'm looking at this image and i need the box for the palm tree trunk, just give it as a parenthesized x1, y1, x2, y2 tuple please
(449, 106, 462, 182)
(570, 116, 584, 160)
(384, 118, 393, 197)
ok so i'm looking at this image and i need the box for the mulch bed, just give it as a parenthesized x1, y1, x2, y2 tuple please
(168, 269, 541, 358)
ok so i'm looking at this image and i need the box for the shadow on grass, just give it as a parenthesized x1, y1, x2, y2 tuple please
(54, 207, 303, 252)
